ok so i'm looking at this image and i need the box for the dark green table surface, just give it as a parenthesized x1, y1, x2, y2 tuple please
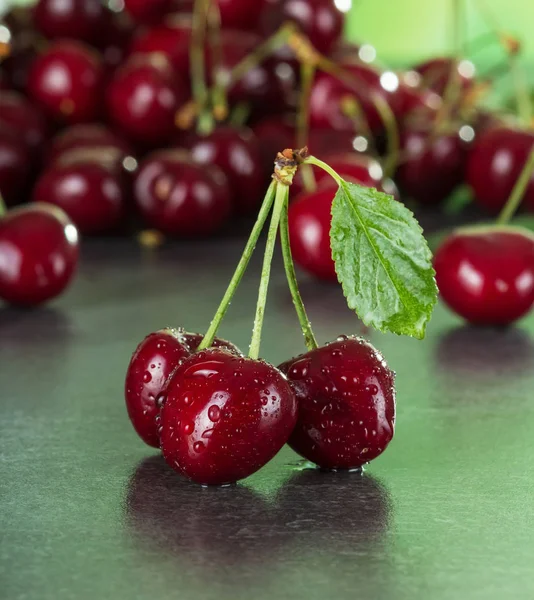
(2, 238, 534, 600)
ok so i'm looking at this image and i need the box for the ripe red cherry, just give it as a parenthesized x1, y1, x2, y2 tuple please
(128, 17, 192, 76)
(218, 0, 266, 29)
(48, 123, 133, 165)
(467, 127, 534, 213)
(0, 125, 31, 206)
(106, 55, 188, 146)
(434, 227, 534, 325)
(0, 91, 48, 159)
(123, 0, 174, 24)
(160, 349, 297, 485)
(261, 0, 344, 55)
(309, 63, 401, 134)
(280, 336, 396, 470)
(32, 153, 127, 234)
(33, 0, 107, 43)
(414, 57, 476, 97)
(126, 328, 191, 448)
(27, 40, 104, 124)
(0, 203, 79, 306)
(396, 127, 468, 205)
(288, 185, 338, 281)
(134, 150, 232, 236)
(125, 330, 241, 448)
(181, 126, 263, 215)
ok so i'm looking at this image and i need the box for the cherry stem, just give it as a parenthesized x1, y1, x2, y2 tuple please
(249, 182, 287, 360)
(497, 145, 534, 225)
(206, 0, 228, 122)
(374, 94, 400, 178)
(0, 192, 6, 217)
(279, 187, 319, 351)
(229, 102, 251, 127)
(303, 156, 343, 185)
(198, 181, 277, 351)
(297, 62, 317, 193)
(509, 54, 532, 126)
(190, 0, 213, 135)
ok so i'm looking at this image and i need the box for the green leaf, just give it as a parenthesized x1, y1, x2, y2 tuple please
(330, 181, 438, 339)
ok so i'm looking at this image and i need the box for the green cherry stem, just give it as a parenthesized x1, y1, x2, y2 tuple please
(279, 188, 319, 351)
(198, 181, 277, 351)
(248, 181, 287, 360)
(0, 192, 6, 218)
(303, 155, 343, 185)
(297, 63, 317, 193)
(190, 0, 213, 135)
(497, 145, 534, 225)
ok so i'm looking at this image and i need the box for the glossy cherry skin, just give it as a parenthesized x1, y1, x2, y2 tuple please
(32, 157, 126, 234)
(181, 127, 263, 215)
(125, 328, 192, 448)
(0, 91, 48, 159)
(106, 55, 188, 146)
(48, 124, 133, 165)
(414, 57, 476, 97)
(128, 17, 192, 76)
(123, 0, 174, 24)
(218, 0, 266, 29)
(0, 125, 32, 206)
(309, 63, 401, 135)
(467, 127, 534, 213)
(396, 128, 467, 205)
(0, 203, 79, 306)
(279, 336, 396, 470)
(134, 150, 232, 236)
(125, 330, 242, 448)
(33, 0, 107, 43)
(261, 0, 344, 55)
(434, 228, 534, 326)
(27, 40, 104, 124)
(160, 349, 298, 485)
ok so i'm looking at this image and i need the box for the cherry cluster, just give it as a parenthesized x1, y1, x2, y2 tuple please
(126, 329, 395, 486)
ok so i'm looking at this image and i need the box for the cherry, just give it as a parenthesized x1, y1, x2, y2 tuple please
(287, 184, 338, 281)
(125, 328, 191, 448)
(106, 54, 188, 146)
(123, 0, 174, 24)
(260, 0, 344, 55)
(180, 126, 264, 215)
(0, 203, 79, 306)
(128, 17, 192, 77)
(134, 149, 232, 236)
(396, 127, 468, 205)
(160, 348, 297, 485)
(32, 153, 127, 234)
(279, 336, 396, 470)
(0, 125, 31, 206)
(395, 70, 443, 124)
(218, 0, 266, 30)
(216, 32, 288, 114)
(309, 63, 401, 135)
(413, 57, 476, 98)
(467, 126, 534, 213)
(27, 40, 104, 124)
(95, 10, 135, 71)
(33, 0, 107, 43)
(126, 330, 241, 448)
(0, 91, 48, 159)
(48, 123, 133, 165)
(434, 227, 534, 326)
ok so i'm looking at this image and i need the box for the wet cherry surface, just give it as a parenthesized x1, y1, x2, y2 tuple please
(0, 203, 79, 306)
(279, 336, 396, 470)
(434, 228, 534, 325)
(160, 349, 297, 485)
